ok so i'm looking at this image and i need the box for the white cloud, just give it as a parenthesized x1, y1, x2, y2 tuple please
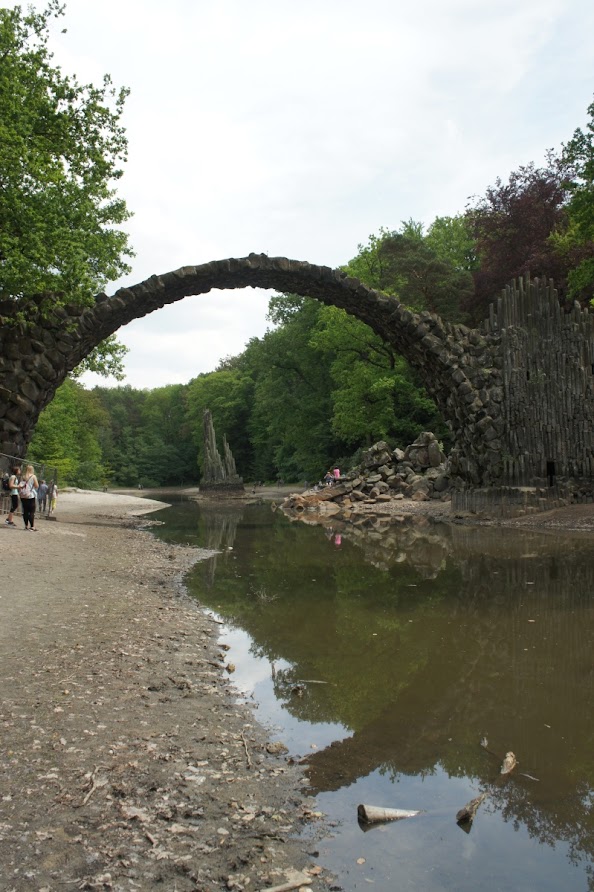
(8, 0, 593, 387)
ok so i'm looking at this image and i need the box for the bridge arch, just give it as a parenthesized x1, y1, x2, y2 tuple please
(2, 254, 593, 500)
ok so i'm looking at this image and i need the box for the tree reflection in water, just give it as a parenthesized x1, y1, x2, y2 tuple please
(174, 502, 594, 890)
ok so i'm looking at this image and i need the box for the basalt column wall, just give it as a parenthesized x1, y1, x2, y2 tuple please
(453, 277, 594, 514)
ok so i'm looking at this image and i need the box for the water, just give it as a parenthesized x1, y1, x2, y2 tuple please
(151, 498, 594, 891)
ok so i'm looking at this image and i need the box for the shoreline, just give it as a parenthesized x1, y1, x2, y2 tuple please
(0, 490, 327, 892)
(2, 486, 593, 891)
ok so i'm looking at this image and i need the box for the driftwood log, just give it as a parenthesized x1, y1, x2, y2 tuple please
(357, 804, 422, 824)
(258, 873, 312, 892)
(359, 745, 522, 836)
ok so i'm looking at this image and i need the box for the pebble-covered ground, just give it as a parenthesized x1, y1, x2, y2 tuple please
(0, 491, 329, 892)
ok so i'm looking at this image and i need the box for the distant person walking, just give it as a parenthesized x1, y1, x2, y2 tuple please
(19, 464, 39, 530)
(4, 464, 21, 527)
(37, 479, 49, 514)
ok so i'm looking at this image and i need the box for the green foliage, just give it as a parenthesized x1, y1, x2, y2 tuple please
(93, 384, 197, 487)
(71, 334, 129, 380)
(27, 378, 109, 486)
(344, 224, 473, 321)
(0, 2, 133, 310)
(246, 301, 345, 481)
(310, 305, 449, 448)
(30, 381, 199, 489)
(425, 215, 479, 271)
(560, 96, 594, 301)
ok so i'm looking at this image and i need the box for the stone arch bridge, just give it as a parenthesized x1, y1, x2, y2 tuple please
(1, 254, 594, 508)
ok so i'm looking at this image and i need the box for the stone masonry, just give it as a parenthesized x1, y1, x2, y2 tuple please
(1, 256, 593, 508)
(281, 433, 451, 521)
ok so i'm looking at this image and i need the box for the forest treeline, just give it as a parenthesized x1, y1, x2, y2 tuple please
(2, 8, 593, 487)
(27, 115, 594, 488)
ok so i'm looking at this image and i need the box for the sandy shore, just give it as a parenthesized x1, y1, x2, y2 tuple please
(0, 490, 326, 892)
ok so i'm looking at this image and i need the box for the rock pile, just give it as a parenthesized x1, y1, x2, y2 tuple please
(282, 432, 451, 520)
(354, 432, 450, 501)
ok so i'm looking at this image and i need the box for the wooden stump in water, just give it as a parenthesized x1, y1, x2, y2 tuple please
(455, 792, 489, 832)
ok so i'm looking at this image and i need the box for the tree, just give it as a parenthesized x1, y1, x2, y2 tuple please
(425, 215, 478, 272)
(309, 305, 450, 448)
(90, 385, 146, 485)
(0, 2, 133, 310)
(71, 335, 129, 380)
(0, 1, 132, 385)
(464, 162, 572, 320)
(559, 96, 594, 302)
(344, 225, 473, 321)
(140, 385, 197, 485)
(246, 299, 344, 482)
(27, 378, 109, 485)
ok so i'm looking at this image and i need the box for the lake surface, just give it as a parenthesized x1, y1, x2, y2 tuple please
(151, 498, 594, 891)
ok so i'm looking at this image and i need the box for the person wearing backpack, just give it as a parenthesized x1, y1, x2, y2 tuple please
(4, 464, 21, 527)
(19, 464, 39, 530)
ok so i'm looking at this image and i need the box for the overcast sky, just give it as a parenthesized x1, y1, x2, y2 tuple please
(26, 0, 594, 388)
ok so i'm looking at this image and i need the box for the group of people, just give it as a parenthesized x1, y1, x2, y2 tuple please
(323, 467, 340, 486)
(4, 464, 57, 531)
(311, 467, 341, 490)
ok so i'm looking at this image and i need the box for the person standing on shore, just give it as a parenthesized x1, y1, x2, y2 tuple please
(49, 481, 58, 514)
(19, 464, 39, 530)
(37, 479, 49, 514)
(4, 465, 21, 527)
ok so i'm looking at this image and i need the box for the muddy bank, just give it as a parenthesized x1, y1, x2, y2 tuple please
(0, 491, 329, 892)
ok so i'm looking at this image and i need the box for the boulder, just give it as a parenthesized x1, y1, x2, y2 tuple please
(433, 473, 450, 493)
(428, 440, 444, 467)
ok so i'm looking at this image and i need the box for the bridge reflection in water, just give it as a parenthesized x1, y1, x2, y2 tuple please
(153, 499, 594, 892)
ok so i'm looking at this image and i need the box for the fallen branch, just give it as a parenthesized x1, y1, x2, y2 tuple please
(357, 804, 422, 824)
(81, 766, 107, 806)
(240, 730, 252, 769)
